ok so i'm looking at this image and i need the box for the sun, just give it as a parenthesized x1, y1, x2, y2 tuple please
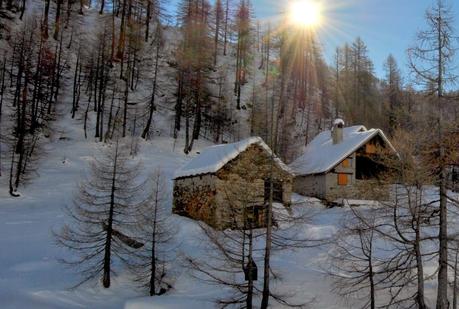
(289, 0, 322, 27)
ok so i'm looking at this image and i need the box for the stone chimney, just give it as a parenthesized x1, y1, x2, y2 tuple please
(332, 118, 344, 144)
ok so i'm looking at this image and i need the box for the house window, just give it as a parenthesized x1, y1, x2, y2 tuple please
(338, 173, 348, 186)
(342, 159, 351, 168)
(264, 180, 283, 203)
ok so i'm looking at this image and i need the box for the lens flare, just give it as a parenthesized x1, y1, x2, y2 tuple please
(289, 0, 322, 27)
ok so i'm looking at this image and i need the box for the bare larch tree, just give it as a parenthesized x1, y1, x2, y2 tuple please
(56, 140, 147, 288)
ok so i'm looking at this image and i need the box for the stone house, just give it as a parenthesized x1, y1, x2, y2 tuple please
(444, 130, 459, 192)
(173, 137, 294, 230)
(449, 164, 459, 192)
(289, 119, 396, 201)
(442, 129, 459, 192)
(430, 129, 459, 192)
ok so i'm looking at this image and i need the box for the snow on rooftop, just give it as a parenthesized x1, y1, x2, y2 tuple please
(289, 125, 395, 176)
(174, 137, 292, 179)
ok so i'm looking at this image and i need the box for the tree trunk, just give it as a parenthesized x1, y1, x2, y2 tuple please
(142, 32, 160, 139)
(99, 73, 106, 142)
(454, 248, 458, 309)
(122, 78, 129, 137)
(117, 0, 127, 61)
(19, 0, 26, 20)
(54, 0, 63, 41)
(369, 256, 375, 309)
(437, 154, 448, 309)
(103, 141, 119, 288)
(260, 86, 275, 309)
(94, 51, 101, 137)
(111, 8, 116, 62)
(42, 0, 51, 39)
(66, 0, 73, 28)
(84, 100, 89, 139)
(105, 88, 116, 142)
(99, 0, 104, 14)
(246, 227, 254, 309)
(9, 150, 19, 196)
(436, 9, 448, 309)
(213, 1, 221, 66)
(192, 85, 201, 141)
(0, 55, 4, 177)
(414, 217, 427, 309)
(30, 37, 43, 133)
(72, 47, 81, 118)
(149, 177, 160, 296)
(14, 71, 28, 191)
(174, 72, 184, 138)
(145, 0, 151, 42)
(184, 98, 189, 154)
(223, 0, 229, 56)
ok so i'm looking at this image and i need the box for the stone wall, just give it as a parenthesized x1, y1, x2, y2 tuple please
(173, 144, 294, 230)
(293, 174, 327, 199)
(293, 154, 356, 200)
(324, 153, 356, 200)
(172, 174, 220, 228)
(215, 144, 293, 229)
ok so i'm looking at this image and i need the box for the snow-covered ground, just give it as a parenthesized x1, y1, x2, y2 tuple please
(1, 93, 457, 309)
(0, 101, 348, 308)
(1, 101, 456, 308)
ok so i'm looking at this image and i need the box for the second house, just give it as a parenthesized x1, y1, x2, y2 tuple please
(289, 119, 396, 201)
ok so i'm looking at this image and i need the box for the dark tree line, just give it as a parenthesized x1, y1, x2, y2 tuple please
(0, 15, 66, 196)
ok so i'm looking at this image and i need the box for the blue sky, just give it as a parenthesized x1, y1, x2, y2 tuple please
(252, 0, 459, 80)
(167, 0, 459, 80)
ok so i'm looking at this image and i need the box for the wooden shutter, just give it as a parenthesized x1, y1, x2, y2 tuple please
(366, 143, 376, 154)
(338, 173, 348, 186)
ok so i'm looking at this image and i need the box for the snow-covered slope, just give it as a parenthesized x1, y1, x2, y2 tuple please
(0, 108, 345, 308)
(0, 50, 343, 306)
(0, 36, 342, 305)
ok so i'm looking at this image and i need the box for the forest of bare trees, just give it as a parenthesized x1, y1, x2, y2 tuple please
(1, 0, 455, 191)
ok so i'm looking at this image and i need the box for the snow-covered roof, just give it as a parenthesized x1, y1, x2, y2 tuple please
(289, 125, 396, 176)
(174, 137, 293, 179)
